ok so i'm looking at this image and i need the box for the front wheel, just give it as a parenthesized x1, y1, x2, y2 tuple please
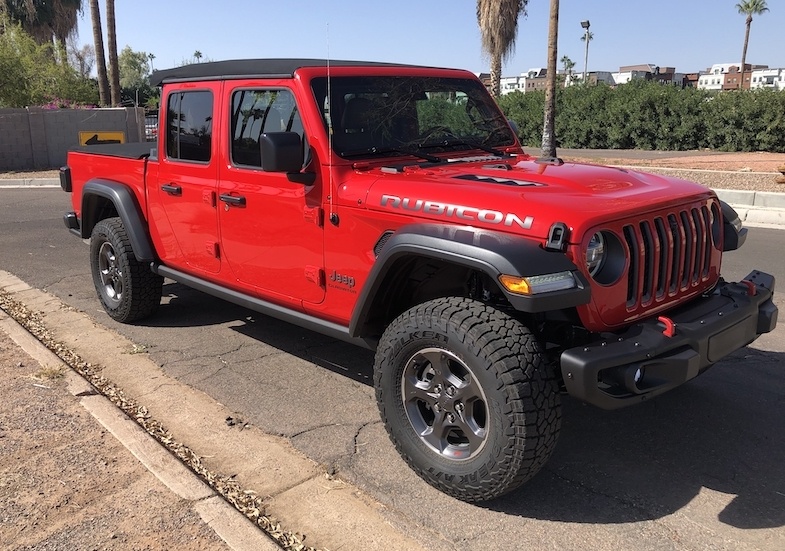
(90, 217, 163, 323)
(374, 297, 561, 502)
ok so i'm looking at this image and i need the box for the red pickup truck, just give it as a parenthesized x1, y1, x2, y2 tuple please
(61, 59, 777, 502)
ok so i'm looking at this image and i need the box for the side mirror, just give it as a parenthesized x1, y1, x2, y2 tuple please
(259, 132, 304, 173)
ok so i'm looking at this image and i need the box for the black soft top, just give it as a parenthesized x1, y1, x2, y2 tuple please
(149, 58, 432, 86)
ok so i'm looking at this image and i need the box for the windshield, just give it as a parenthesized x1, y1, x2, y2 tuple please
(310, 76, 517, 159)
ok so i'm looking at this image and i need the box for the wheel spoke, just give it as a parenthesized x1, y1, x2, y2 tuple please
(454, 408, 487, 450)
(402, 375, 438, 404)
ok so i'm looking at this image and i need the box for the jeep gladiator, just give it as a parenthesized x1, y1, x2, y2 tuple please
(61, 59, 778, 502)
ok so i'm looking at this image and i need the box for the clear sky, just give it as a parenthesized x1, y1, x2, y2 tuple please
(75, 0, 784, 77)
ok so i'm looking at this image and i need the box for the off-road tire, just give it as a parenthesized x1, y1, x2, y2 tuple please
(90, 217, 162, 323)
(374, 297, 561, 502)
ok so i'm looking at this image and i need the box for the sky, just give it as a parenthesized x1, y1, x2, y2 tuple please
(75, 0, 784, 77)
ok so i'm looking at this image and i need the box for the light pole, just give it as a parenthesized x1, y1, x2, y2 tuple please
(581, 20, 591, 83)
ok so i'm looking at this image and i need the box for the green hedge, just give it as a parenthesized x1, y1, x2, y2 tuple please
(497, 79, 785, 153)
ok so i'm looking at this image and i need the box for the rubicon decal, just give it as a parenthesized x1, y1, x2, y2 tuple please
(380, 194, 533, 229)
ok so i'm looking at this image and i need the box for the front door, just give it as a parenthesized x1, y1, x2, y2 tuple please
(217, 85, 325, 305)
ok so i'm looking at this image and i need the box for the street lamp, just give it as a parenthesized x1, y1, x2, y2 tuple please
(581, 20, 591, 83)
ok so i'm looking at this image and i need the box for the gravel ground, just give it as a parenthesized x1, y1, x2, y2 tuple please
(0, 330, 229, 551)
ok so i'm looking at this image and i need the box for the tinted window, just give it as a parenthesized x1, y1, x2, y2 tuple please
(310, 76, 516, 158)
(230, 89, 303, 167)
(166, 91, 213, 162)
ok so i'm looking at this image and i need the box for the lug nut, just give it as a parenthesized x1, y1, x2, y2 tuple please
(447, 413, 455, 423)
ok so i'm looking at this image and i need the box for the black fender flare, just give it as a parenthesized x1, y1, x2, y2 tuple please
(349, 223, 590, 338)
(81, 179, 156, 262)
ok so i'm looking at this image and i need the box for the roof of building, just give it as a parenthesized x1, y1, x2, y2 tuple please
(149, 58, 434, 86)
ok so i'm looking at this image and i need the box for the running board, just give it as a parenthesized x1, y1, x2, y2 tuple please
(152, 264, 375, 350)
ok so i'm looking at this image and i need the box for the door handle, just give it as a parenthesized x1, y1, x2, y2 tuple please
(219, 193, 246, 207)
(161, 184, 182, 196)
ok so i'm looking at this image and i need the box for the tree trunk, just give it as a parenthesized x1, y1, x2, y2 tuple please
(89, 0, 110, 106)
(490, 54, 502, 99)
(106, 0, 120, 105)
(541, 0, 559, 158)
(739, 15, 752, 90)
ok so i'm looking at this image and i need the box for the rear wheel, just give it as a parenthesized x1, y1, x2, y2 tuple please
(374, 297, 561, 502)
(90, 217, 162, 323)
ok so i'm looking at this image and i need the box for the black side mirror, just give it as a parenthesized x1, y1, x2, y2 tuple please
(259, 132, 304, 173)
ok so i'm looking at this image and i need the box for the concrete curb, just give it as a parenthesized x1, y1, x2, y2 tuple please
(0, 177, 59, 188)
(0, 307, 281, 551)
(714, 189, 785, 229)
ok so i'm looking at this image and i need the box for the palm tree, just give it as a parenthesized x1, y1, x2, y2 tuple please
(736, 0, 769, 89)
(476, 0, 528, 98)
(541, 0, 559, 158)
(89, 0, 110, 106)
(148, 52, 156, 72)
(194, 50, 203, 63)
(106, 0, 120, 105)
(560, 55, 575, 84)
(2, 0, 81, 52)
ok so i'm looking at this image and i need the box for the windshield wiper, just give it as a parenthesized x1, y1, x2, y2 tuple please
(420, 138, 506, 158)
(341, 146, 443, 163)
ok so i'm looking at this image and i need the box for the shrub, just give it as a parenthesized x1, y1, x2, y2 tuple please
(498, 79, 784, 153)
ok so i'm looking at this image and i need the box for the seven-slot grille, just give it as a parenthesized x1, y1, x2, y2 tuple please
(622, 203, 718, 310)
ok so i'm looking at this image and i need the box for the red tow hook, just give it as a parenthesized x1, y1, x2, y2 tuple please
(658, 316, 676, 338)
(741, 280, 757, 296)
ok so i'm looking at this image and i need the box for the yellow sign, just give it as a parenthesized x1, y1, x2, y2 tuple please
(79, 131, 126, 146)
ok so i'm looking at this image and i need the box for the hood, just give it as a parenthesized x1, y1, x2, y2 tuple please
(353, 156, 716, 241)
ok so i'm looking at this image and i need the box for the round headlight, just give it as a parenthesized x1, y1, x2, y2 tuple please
(586, 232, 606, 277)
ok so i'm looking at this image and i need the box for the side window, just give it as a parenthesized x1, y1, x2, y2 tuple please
(166, 91, 213, 162)
(230, 89, 303, 168)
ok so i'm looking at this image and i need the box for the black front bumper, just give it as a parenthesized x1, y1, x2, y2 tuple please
(561, 270, 778, 410)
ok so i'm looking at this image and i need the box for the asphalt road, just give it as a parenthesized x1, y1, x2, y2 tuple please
(2, 188, 784, 550)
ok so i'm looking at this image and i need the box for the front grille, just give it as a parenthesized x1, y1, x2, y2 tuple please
(622, 204, 715, 309)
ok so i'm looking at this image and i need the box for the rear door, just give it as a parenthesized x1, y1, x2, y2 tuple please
(154, 82, 222, 274)
(217, 84, 325, 305)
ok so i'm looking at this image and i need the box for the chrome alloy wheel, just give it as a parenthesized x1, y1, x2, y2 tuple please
(400, 347, 489, 460)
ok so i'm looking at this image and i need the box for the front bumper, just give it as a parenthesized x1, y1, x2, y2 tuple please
(561, 270, 777, 409)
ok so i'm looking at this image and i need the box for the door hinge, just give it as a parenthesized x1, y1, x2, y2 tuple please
(303, 206, 323, 227)
(206, 241, 220, 258)
(203, 189, 216, 207)
(304, 265, 324, 286)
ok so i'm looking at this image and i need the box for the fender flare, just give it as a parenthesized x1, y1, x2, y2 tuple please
(349, 223, 590, 338)
(81, 179, 156, 262)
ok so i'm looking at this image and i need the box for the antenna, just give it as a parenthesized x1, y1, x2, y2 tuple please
(326, 24, 338, 226)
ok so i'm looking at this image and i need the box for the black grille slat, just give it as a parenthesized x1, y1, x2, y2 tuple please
(654, 218, 669, 299)
(623, 204, 715, 311)
(623, 225, 639, 307)
(639, 221, 655, 304)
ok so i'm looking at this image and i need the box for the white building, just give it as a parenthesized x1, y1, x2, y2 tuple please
(750, 68, 785, 90)
(697, 63, 737, 90)
(500, 75, 525, 95)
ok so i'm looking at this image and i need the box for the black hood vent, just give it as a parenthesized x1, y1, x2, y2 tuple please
(453, 174, 544, 187)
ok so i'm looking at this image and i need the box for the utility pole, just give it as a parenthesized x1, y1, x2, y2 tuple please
(581, 19, 591, 83)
